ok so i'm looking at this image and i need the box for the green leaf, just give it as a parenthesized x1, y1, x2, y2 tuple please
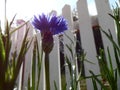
(76, 67, 82, 82)
(62, 82, 67, 90)
(92, 78, 98, 90)
(84, 59, 96, 65)
(4, 20, 11, 70)
(108, 14, 116, 20)
(64, 33, 74, 44)
(113, 46, 120, 76)
(10, 14, 17, 26)
(89, 70, 107, 90)
(101, 29, 120, 56)
(0, 33, 5, 61)
(10, 20, 30, 35)
(65, 55, 72, 76)
(107, 47, 114, 76)
(14, 27, 31, 82)
(36, 37, 42, 90)
(98, 48, 118, 90)
(114, 69, 118, 84)
(66, 44, 73, 58)
(109, 4, 120, 46)
(54, 81, 58, 90)
(28, 75, 31, 90)
(31, 39, 37, 90)
(81, 74, 101, 80)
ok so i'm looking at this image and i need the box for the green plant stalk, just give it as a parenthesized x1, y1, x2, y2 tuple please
(115, 20, 120, 46)
(45, 53, 50, 90)
(114, 46, 120, 76)
(107, 47, 118, 90)
(0, 32, 5, 86)
(0, 20, 14, 90)
(32, 40, 37, 90)
(101, 29, 120, 77)
(89, 70, 107, 90)
(92, 77, 98, 90)
(0, 32, 5, 62)
(54, 81, 58, 90)
(11, 27, 33, 90)
(98, 48, 118, 90)
(61, 74, 67, 90)
(72, 66, 77, 90)
(101, 29, 120, 56)
(36, 37, 42, 90)
(4, 21, 11, 81)
(28, 75, 31, 90)
(64, 33, 83, 90)
(107, 47, 114, 76)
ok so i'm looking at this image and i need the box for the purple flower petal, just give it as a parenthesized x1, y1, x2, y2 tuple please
(32, 13, 68, 35)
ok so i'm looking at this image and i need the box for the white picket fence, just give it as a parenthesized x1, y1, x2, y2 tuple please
(10, 0, 119, 90)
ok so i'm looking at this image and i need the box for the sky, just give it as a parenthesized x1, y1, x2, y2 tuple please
(0, 0, 119, 21)
(5, 0, 78, 20)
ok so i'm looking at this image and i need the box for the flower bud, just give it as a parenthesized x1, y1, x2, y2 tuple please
(42, 31, 54, 54)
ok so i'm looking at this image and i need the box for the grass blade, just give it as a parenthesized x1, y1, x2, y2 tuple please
(54, 81, 58, 90)
(89, 70, 107, 90)
(92, 77, 98, 90)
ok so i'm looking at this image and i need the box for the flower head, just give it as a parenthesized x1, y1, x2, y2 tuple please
(32, 13, 68, 35)
(32, 13, 68, 53)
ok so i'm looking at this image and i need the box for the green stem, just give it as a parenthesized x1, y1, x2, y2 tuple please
(45, 53, 50, 90)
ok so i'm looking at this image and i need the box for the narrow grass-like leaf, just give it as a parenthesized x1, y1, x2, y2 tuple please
(65, 55, 72, 76)
(54, 81, 58, 90)
(84, 59, 95, 65)
(77, 52, 95, 64)
(76, 66, 82, 82)
(66, 44, 73, 58)
(81, 74, 101, 80)
(32, 39, 37, 90)
(36, 37, 42, 90)
(62, 83, 67, 90)
(99, 48, 118, 90)
(10, 14, 17, 26)
(64, 32, 74, 44)
(14, 27, 30, 82)
(107, 47, 114, 76)
(11, 50, 17, 76)
(0, 32, 5, 85)
(114, 69, 118, 84)
(114, 47, 120, 76)
(108, 14, 116, 20)
(5, 21, 11, 67)
(10, 20, 29, 35)
(102, 28, 120, 76)
(101, 29, 120, 56)
(109, 3, 120, 46)
(0, 32, 5, 61)
(28, 75, 31, 90)
(92, 77, 98, 90)
(89, 70, 107, 90)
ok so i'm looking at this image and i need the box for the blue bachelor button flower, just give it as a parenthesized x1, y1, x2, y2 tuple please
(32, 13, 68, 54)
(32, 13, 68, 35)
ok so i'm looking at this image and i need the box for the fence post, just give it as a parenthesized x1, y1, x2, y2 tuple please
(94, 0, 119, 89)
(62, 4, 74, 30)
(49, 36, 61, 90)
(62, 5, 79, 90)
(63, 30, 76, 89)
(36, 33, 46, 90)
(23, 22, 34, 89)
(15, 20, 26, 90)
(77, 0, 100, 90)
(94, 0, 117, 68)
